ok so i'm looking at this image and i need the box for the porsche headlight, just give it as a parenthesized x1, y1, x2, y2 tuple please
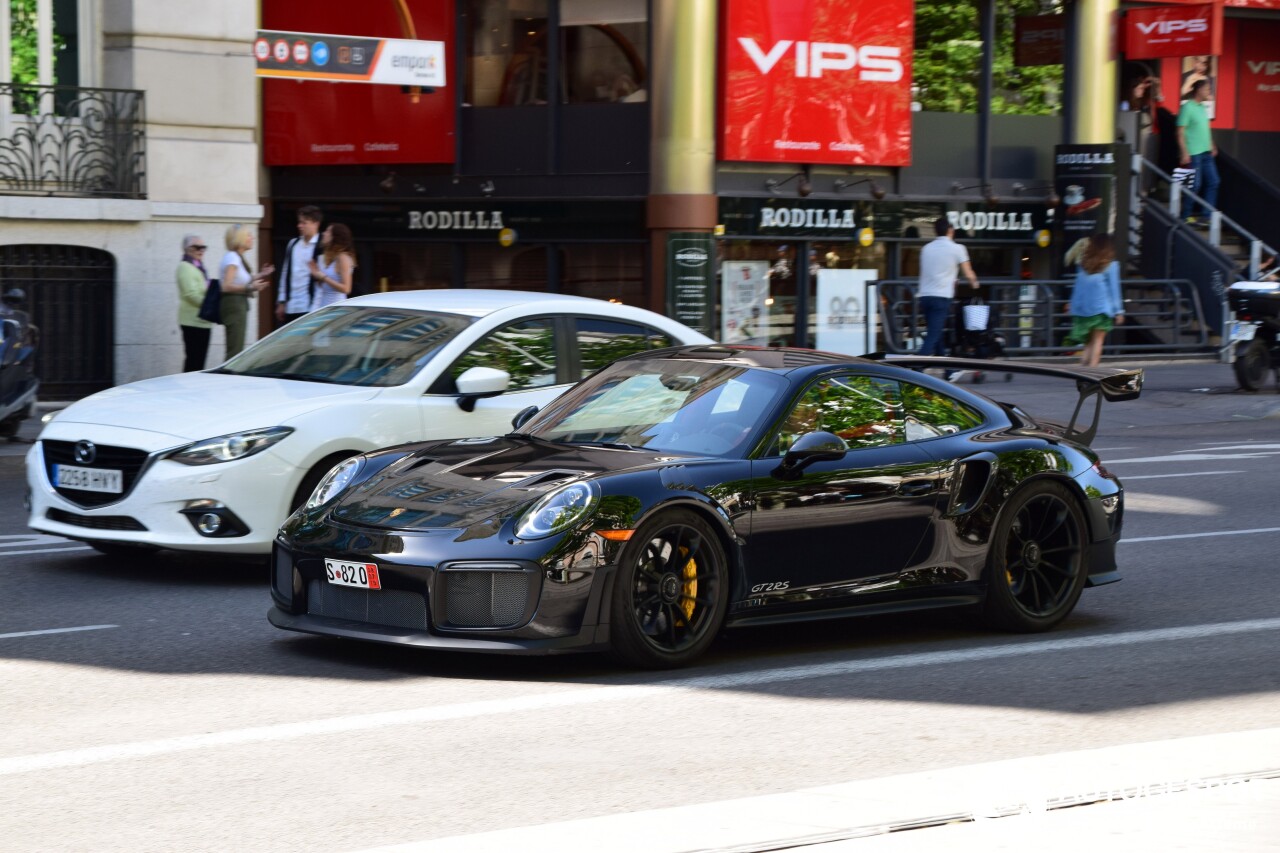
(305, 457, 364, 510)
(516, 481, 600, 540)
(166, 427, 294, 465)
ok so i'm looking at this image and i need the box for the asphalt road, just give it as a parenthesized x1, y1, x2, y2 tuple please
(2, 361, 1278, 852)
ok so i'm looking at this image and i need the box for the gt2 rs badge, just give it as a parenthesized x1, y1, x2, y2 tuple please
(751, 581, 790, 593)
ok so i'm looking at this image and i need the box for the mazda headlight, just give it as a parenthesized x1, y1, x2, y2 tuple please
(165, 427, 294, 466)
(305, 457, 364, 510)
(516, 481, 600, 540)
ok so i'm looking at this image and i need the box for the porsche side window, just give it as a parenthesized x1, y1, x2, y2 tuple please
(901, 382, 984, 440)
(575, 318, 673, 380)
(449, 318, 559, 392)
(776, 375, 904, 453)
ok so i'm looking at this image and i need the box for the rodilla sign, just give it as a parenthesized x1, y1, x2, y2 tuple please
(720, 0, 914, 166)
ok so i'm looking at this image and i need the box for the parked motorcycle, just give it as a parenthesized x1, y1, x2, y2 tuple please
(0, 288, 40, 439)
(1227, 280, 1280, 392)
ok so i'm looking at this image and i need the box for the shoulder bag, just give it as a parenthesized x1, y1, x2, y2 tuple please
(198, 278, 223, 324)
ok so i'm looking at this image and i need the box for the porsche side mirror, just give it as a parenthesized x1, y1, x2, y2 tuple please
(773, 430, 848, 478)
(456, 366, 511, 412)
(511, 405, 539, 431)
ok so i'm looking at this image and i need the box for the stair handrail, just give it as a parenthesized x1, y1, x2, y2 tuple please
(1133, 154, 1277, 280)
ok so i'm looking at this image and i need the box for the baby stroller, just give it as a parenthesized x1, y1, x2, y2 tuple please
(949, 294, 1010, 383)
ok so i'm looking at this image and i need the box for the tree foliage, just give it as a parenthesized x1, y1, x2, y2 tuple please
(914, 0, 1065, 115)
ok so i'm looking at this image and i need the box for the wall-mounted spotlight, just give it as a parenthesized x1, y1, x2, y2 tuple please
(765, 166, 812, 197)
(479, 180, 496, 196)
(379, 171, 397, 194)
(1012, 182, 1062, 209)
(952, 182, 1000, 206)
(832, 177, 887, 200)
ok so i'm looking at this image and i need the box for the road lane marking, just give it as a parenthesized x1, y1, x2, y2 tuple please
(2, 618, 1278, 778)
(0, 625, 117, 640)
(1, 546, 94, 556)
(1120, 470, 1243, 481)
(1107, 451, 1280, 464)
(1122, 527, 1280, 544)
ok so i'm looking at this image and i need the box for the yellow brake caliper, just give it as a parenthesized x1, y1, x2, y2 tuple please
(679, 547, 697, 622)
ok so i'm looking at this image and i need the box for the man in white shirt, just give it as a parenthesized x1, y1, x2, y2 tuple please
(274, 205, 323, 326)
(917, 217, 979, 357)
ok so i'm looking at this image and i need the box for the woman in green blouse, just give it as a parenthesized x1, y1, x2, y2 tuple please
(176, 234, 214, 372)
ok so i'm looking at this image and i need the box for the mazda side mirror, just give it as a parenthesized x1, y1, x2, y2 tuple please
(773, 430, 848, 478)
(455, 366, 511, 412)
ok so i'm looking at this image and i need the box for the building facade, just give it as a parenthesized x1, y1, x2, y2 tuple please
(0, 0, 262, 396)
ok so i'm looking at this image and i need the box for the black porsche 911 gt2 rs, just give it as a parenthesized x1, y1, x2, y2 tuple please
(269, 345, 1142, 668)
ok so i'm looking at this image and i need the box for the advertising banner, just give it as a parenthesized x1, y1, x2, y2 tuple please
(255, 31, 446, 88)
(719, 0, 914, 166)
(1236, 20, 1280, 132)
(721, 261, 772, 344)
(816, 269, 879, 355)
(1053, 144, 1131, 274)
(261, 1, 454, 166)
(1014, 15, 1065, 67)
(1124, 5, 1219, 60)
(665, 233, 717, 336)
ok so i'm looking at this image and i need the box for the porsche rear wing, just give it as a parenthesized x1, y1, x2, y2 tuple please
(866, 355, 1144, 445)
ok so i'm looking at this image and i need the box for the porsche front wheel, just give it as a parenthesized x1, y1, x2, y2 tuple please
(982, 480, 1088, 632)
(609, 510, 729, 669)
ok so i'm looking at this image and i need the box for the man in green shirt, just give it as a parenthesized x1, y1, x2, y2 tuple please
(1177, 79, 1218, 226)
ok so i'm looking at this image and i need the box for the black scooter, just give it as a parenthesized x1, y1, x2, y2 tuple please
(0, 288, 40, 439)
(1227, 280, 1280, 392)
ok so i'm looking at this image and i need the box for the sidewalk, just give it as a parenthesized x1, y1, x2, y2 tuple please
(364, 728, 1280, 853)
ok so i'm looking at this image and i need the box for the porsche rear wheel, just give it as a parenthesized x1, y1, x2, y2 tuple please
(982, 480, 1088, 632)
(609, 510, 729, 669)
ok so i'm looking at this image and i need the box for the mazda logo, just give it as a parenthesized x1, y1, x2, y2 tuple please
(74, 440, 97, 465)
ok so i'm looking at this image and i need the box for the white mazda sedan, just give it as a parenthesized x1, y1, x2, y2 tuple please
(26, 290, 711, 555)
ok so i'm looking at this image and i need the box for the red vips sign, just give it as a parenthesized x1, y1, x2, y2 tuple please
(720, 0, 914, 166)
(1237, 20, 1280, 132)
(1125, 4, 1221, 60)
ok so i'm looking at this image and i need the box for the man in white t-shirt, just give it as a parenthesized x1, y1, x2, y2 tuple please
(917, 217, 979, 357)
(274, 205, 323, 327)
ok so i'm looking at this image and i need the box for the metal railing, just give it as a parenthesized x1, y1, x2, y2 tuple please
(0, 82, 146, 199)
(1133, 154, 1275, 280)
(872, 279, 1210, 356)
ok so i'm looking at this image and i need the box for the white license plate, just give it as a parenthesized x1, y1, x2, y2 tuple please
(53, 464, 123, 494)
(324, 558, 382, 590)
(1231, 322, 1257, 343)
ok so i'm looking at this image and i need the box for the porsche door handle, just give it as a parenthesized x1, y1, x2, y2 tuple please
(898, 481, 936, 497)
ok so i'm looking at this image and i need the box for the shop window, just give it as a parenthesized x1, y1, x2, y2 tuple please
(559, 0, 647, 104)
(464, 0, 549, 106)
(561, 242, 644, 305)
(449, 317, 560, 391)
(466, 244, 548, 291)
(573, 317, 671, 380)
(370, 244, 455, 292)
(773, 375, 903, 454)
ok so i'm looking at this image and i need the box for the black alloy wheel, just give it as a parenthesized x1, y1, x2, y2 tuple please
(982, 480, 1088, 632)
(609, 509, 729, 668)
(1233, 337, 1270, 392)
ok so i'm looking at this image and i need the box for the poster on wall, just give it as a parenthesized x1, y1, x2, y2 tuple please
(816, 269, 879, 356)
(665, 233, 717, 337)
(721, 261, 772, 344)
(1157, 19, 1237, 129)
(719, 0, 914, 166)
(261, 0, 455, 166)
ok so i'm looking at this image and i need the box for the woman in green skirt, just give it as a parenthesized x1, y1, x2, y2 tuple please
(1067, 234, 1125, 367)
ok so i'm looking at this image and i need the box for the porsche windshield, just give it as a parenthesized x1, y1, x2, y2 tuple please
(528, 358, 787, 456)
(214, 306, 474, 386)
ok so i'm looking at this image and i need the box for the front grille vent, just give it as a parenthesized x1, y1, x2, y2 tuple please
(42, 440, 150, 508)
(46, 509, 147, 531)
(305, 580, 428, 630)
(440, 567, 531, 628)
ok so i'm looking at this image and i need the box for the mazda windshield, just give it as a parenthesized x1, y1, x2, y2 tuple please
(213, 306, 474, 386)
